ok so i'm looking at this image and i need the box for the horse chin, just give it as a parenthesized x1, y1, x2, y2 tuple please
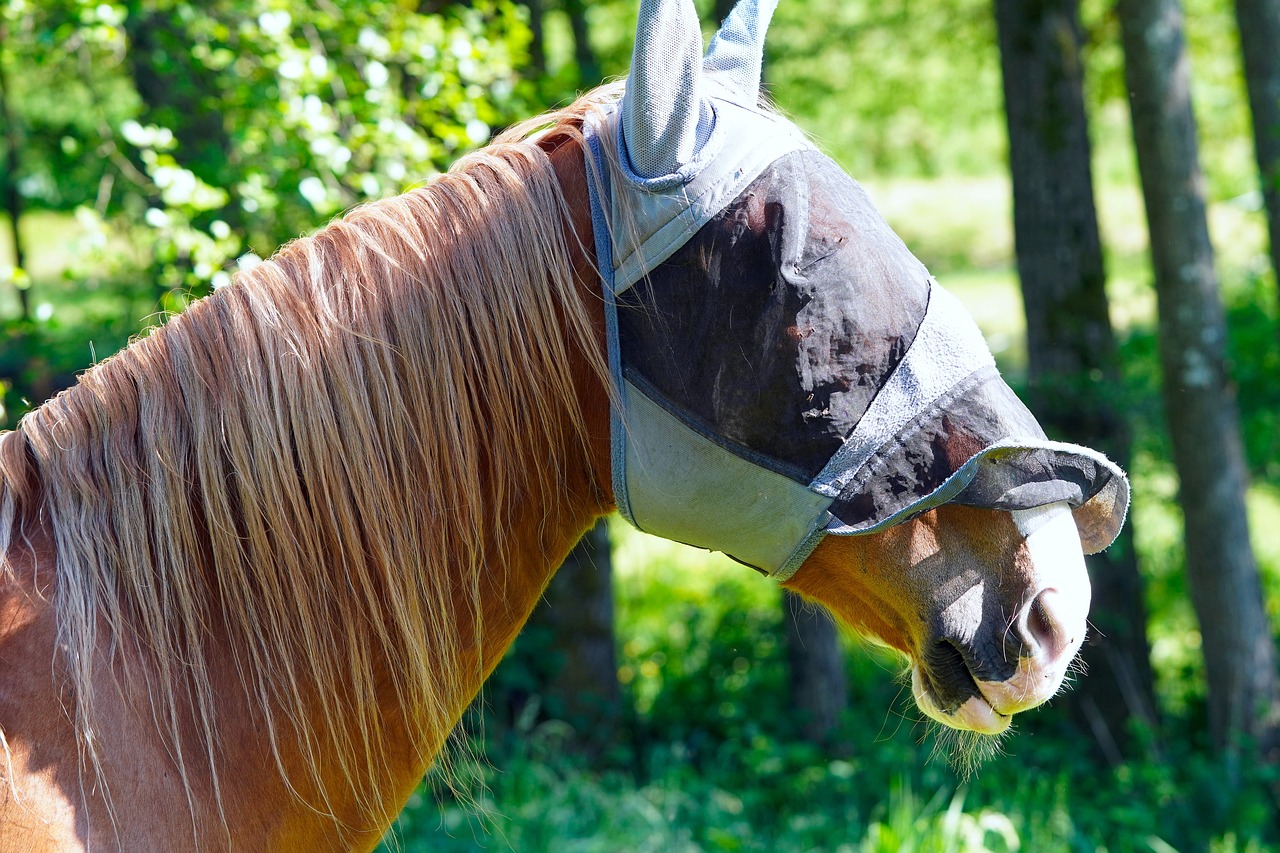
(910, 665, 1014, 778)
(924, 715, 1013, 779)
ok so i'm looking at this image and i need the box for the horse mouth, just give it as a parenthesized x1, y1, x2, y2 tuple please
(910, 643, 1013, 735)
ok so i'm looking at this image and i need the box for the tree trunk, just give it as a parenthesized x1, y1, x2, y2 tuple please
(1118, 0, 1280, 763)
(784, 590, 848, 744)
(1234, 0, 1280, 331)
(543, 520, 620, 718)
(0, 18, 29, 322)
(522, 0, 547, 78)
(992, 0, 1157, 761)
(560, 0, 600, 86)
(122, 0, 242, 231)
(502, 519, 620, 750)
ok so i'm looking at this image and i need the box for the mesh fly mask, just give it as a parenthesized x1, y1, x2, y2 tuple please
(586, 0, 1129, 579)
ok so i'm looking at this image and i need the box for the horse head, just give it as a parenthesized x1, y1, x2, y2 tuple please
(596, 0, 1129, 738)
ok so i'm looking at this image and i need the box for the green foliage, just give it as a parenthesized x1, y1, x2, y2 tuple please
(0, 0, 537, 426)
(1224, 272, 1280, 480)
(768, 0, 1004, 178)
(611, 526, 787, 750)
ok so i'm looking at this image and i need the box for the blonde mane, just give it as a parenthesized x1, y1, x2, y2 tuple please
(0, 91, 614, 840)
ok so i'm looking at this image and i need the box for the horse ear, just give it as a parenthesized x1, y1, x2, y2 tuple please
(703, 0, 778, 97)
(621, 0, 710, 179)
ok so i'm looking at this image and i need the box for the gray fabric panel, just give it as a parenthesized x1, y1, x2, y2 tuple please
(621, 378, 834, 573)
(827, 369, 1047, 530)
(824, 368, 1130, 553)
(616, 149, 931, 478)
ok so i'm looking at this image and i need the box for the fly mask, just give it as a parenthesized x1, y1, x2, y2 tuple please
(584, 0, 1130, 579)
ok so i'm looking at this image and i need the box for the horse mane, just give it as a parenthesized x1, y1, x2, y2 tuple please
(0, 88, 616, 838)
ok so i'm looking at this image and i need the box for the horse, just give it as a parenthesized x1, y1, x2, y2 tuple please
(0, 0, 1128, 849)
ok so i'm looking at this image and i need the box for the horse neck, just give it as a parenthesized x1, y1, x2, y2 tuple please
(274, 135, 614, 832)
(440, 132, 613, 676)
(322, 134, 613, 843)
(285, 134, 614, 842)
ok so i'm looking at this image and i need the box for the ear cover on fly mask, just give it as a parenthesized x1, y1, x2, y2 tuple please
(621, 0, 709, 180)
(585, 0, 1131, 579)
(621, 0, 780, 181)
(702, 0, 777, 90)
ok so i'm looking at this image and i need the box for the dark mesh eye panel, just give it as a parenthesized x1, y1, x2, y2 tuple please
(616, 149, 931, 480)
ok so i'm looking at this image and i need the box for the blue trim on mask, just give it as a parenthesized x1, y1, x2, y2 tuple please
(584, 117, 637, 529)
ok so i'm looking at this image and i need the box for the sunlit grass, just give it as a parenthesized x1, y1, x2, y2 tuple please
(1248, 484, 1280, 623)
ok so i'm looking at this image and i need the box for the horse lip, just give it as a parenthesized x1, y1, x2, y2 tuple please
(920, 635, 1016, 708)
(911, 634, 1020, 735)
(951, 693, 1012, 735)
(911, 663, 1012, 735)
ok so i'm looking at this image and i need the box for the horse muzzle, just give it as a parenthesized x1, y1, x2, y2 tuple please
(911, 503, 1092, 735)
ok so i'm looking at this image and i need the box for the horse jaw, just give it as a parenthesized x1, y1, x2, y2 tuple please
(909, 501, 1091, 735)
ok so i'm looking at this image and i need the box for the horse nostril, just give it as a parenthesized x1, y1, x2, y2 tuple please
(1024, 588, 1069, 662)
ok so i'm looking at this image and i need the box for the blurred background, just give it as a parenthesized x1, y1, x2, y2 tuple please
(1, 0, 1277, 849)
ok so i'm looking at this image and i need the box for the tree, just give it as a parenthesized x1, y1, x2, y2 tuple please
(1117, 0, 1280, 762)
(541, 521, 621, 730)
(515, 0, 604, 97)
(0, 6, 28, 322)
(0, 0, 537, 427)
(560, 0, 601, 85)
(992, 0, 1157, 760)
(0, 17, 25, 322)
(1234, 0, 1280, 330)
(492, 520, 621, 752)
(784, 591, 848, 744)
